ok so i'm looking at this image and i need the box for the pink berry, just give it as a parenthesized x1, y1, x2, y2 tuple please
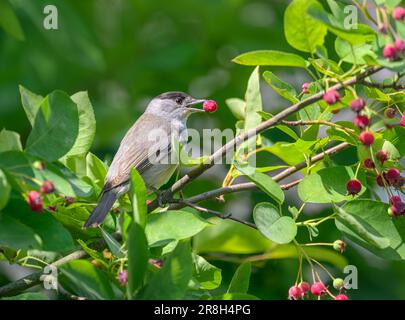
(40, 180, 55, 194)
(335, 294, 349, 300)
(299, 282, 310, 295)
(349, 98, 365, 113)
(27, 191, 43, 212)
(395, 39, 405, 52)
(383, 44, 398, 60)
(302, 82, 310, 94)
(391, 201, 405, 216)
(386, 168, 401, 182)
(203, 100, 217, 113)
(116, 270, 128, 286)
(323, 89, 340, 105)
(390, 196, 402, 205)
(363, 158, 375, 169)
(354, 115, 370, 129)
(384, 108, 396, 119)
(347, 179, 362, 195)
(400, 115, 405, 127)
(376, 173, 385, 187)
(359, 131, 374, 146)
(311, 282, 326, 296)
(288, 285, 302, 300)
(393, 6, 405, 21)
(376, 150, 389, 164)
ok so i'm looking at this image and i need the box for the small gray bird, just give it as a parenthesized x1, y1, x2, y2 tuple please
(83, 92, 206, 228)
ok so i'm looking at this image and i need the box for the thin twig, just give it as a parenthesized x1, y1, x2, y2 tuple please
(360, 80, 405, 90)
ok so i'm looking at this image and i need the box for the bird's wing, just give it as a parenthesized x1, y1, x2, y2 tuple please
(102, 113, 172, 192)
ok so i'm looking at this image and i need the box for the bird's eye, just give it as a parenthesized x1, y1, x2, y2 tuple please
(175, 97, 184, 105)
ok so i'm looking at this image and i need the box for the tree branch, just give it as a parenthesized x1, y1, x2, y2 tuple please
(148, 66, 382, 212)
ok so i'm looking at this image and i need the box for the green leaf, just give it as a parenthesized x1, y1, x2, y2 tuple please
(253, 202, 297, 244)
(64, 91, 96, 158)
(382, 140, 400, 161)
(263, 71, 298, 103)
(127, 222, 149, 298)
(335, 200, 405, 260)
(194, 218, 271, 254)
(25, 90, 79, 162)
(227, 262, 251, 294)
(284, 0, 327, 53)
(0, 129, 22, 152)
(190, 254, 222, 290)
(209, 293, 259, 300)
(244, 66, 262, 131)
(335, 204, 390, 250)
(2, 293, 48, 300)
(0, 169, 11, 210)
(85, 152, 107, 188)
(100, 227, 125, 258)
(130, 168, 147, 228)
(60, 260, 116, 300)
(384, 127, 405, 157)
(237, 165, 284, 204)
(233, 50, 307, 68)
(19, 85, 44, 126)
(335, 38, 377, 65)
(145, 210, 209, 246)
(0, 0, 25, 40)
(142, 240, 192, 299)
(225, 98, 245, 120)
(298, 166, 366, 203)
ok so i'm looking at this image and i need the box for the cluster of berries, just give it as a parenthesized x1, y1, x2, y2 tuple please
(27, 180, 55, 212)
(288, 280, 348, 300)
(382, 7, 405, 60)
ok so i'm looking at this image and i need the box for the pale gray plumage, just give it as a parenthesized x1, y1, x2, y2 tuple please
(83, 92, 205, 228)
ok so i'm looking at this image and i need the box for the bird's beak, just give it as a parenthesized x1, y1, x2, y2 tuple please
(186, 98, 207, 113)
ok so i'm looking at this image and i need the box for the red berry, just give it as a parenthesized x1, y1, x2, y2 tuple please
(376, 150, 389, 164)
(116, 270, 128, 286)
(349, 98, 365, 113)
(386, 168, 401, 182)
(391, 201, 405, 216)
(363, 158, 375, 169)
(27, 191, 43, 212)
(299, 282, 310, 295)
(335, 294, 349, 300)
(392, 176, 404, 188)
(359, 131, 374, 146)
(384, 108, 396, 119)
(302, 82, 310, 94)
(311, 282, 326, 296)
(40, 180, 55, 194)
(390, 196, 402, 205)
(203, 100, 217, 113)
(400, 115, 405, 127)
(288, 285, 302, 300)
(323, 89, 340, 105)
(383, 44, 398, 60)
(376, 173, 385, 187)
(395, 39, 405, 52)
(347, 179, 362, 195)
(354, 115, 370, 129)
(393, 6, 405, 21)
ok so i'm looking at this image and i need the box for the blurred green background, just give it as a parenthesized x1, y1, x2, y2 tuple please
(1, 0, 405, 299)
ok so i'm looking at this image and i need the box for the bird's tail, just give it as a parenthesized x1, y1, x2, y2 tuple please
(83, 189, 118, 228)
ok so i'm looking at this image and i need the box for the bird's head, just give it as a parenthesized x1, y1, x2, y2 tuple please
(146, 91, 207, 120)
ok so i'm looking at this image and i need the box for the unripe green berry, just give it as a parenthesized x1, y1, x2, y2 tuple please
(333, 240, 346, 253)
(333, 278, 345, 290)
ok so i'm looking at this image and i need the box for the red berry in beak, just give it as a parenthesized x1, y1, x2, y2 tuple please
(393, 6, 405, 21)
(363, 158, 375, 169)
(354, 115, 370, 129)
(288, 285, 302, 300)
(376, 150, 389, 164)
(347, 179, 362, 195)
(323, 89, 340, 105)
(27, 191, 43, 212)
(203, 100, 217, 113)
(311, 282, 326, 296)
(359, 131, 374, 146)
(302, 82, 310, 94)
(349, 98, 365, 113)
(40, 180, 55, 194)
(383, 44, 398, 60)
(335, 294, 349, 300)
